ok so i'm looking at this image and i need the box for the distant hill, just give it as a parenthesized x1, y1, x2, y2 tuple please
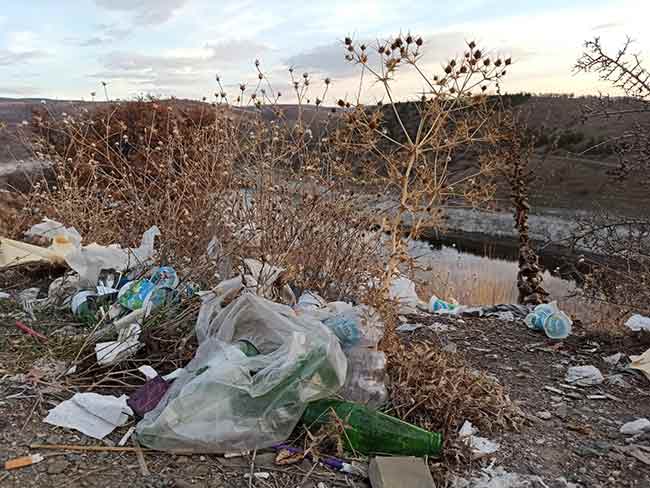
(1, 95, 648, 216)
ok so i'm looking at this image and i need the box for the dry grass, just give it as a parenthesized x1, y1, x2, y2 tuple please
(386, 341, 520, 445)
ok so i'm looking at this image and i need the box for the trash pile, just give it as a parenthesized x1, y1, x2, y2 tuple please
(0, 219, 443, 480)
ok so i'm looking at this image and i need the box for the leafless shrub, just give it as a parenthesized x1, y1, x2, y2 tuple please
(573, 37, 650, 314)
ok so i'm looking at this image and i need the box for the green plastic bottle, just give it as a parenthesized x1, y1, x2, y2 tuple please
(302, 399, 442, 457)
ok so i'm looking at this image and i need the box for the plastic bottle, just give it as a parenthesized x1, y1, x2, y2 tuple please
(338, 348, 388, 408)
(428, 295, 458, 313)
(302, 399, 442, 456)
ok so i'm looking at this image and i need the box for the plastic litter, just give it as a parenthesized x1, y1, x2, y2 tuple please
(626, 314, 650, 332)
(630, 348, 650, 381)
(458, 420, 500, 459)
(565, 365, 604, 386)
(135, 293, 347, 452)
(127, 375, 171, 417)
(301, 399, 442, 456)
(2, 219, 160, 286)
(620, 418, 650, 435)
(429, 295, 458, 313)
(95, 323, 142, 366)
(388, 277, 421, 314)
(525, 301, 572, 339)
(338, 348, 388, 407)
(44, 392, 132, 440)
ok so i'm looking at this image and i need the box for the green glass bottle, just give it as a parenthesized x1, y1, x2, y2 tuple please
(302, 399, 442, 457)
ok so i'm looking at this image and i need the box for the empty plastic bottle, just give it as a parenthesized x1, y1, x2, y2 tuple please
(302, 399, 442, 456)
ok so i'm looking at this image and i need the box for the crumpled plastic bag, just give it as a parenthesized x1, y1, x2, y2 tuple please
(3, 219, 159, 287)
(135, 293, 347, 452)
(388, 277, 421, 314)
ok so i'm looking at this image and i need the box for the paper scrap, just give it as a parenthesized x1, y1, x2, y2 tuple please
(44, 393, 132, 439)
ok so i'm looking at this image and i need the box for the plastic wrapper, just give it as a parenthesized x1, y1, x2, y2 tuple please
(135, 293, 347, 452)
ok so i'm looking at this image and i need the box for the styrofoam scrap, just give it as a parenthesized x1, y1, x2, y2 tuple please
(138, 365, 158, 380)
(244, 472, 270, 480)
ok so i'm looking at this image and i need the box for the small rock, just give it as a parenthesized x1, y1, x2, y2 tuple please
(175, 455, 191, 464)
(555, 403, 569, 420)
(620, 418, 650, 435)
(566, 365, 604, 386)
(537, 411, 552, 420)
(369, 457, 434, 488)
(47, 459, 69, 475)
(442, 343, 458, 354)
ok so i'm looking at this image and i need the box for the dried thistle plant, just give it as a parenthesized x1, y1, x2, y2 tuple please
(338, 35, 510, 290)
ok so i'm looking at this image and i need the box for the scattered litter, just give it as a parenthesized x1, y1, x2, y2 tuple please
(603, 353, 623, 366)
(458, 420, 499, 459)
(607, 374, 631, 388)
(302, 399, 442, 456)
(4, 454, 45, 471)
(0, 291, 10, 300)
(44, 393, 132, 440)
(15, 320, 48, 341)
(536, 411, 552, 420)
(369, 456, 434, 488)
(2, 219, 160, 286)
(224, 451, 250, 458)
(525, 301, 572, 339)
(273, 444, 364, 475)
(453, 465, 544, 487)
(429, 295, 458, 313)
(127, 375, 170, 417)
(95, 323, 142, 366)
(620, 418, 650, 435)
(565, 365, 604, 386)
(244, 472, 271, 480)
(625, 314, 650, 333)
(136, 293, 347, 452)
(629, 348, 650, 381)
(396, 323, 425, 333)
(388, 277, 421, 314)
(118, 426, 136, 447)
(138, 365, 158, 380)
(339, 347, 388, 407)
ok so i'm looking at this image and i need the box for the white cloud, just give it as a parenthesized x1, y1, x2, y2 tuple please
(94, 0, 190, 25)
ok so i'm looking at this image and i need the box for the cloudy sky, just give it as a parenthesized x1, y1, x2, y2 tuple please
(0, 0, 648, 102)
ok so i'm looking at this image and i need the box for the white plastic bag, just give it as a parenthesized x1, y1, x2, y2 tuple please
(388, 277, 421, 314)
(136, 294, 347, 452)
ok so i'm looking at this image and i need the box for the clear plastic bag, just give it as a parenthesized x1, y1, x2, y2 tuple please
(136, 293, 347, 452)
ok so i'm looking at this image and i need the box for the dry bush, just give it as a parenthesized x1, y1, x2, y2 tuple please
(572, 37, 650, 315)
(225, 184, 384, 301)
(339, 35, 510, 288)
(387, 341, 519, 442)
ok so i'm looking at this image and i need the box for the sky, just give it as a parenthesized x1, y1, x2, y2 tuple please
(0, 0, 648, 103)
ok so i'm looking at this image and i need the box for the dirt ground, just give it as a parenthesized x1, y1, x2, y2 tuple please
(1, 307, 650, 487)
